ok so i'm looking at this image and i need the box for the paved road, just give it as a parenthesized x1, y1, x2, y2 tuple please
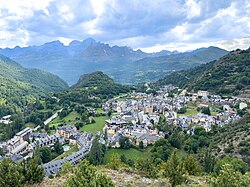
(44, 109, 63, 125)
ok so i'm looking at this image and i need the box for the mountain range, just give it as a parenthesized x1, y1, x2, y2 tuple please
(0, 38, 228, 85)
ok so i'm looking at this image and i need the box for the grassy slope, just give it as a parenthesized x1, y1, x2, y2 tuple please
(25, 122, 36, 129)
(80, 116, 109, 134)
(53, 145, 79, 161)
(0, 55, 68, 96)
(49, 111, 81, 128)
(104, 148, 152, 164)
(48, 111, 108, 135)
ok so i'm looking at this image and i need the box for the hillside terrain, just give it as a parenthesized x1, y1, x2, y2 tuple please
(30, 167, 208, 187)
(132, 46, 228, 83)
(58, 71, 132, 105)
(0, 55, 68, 106)
(155, 48, 250, 95)
(0, 55, 68, 140)
(0, 69, 249, 186)
(72, 71, 114, 88)
(210, 114, 250, 160)
(0, 39, 228, 85)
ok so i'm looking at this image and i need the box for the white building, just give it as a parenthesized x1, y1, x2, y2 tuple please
(198, 90, 209, 97)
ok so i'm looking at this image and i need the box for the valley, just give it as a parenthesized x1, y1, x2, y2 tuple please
(0, 58, 249, 186)
(0, 39, 228, 85)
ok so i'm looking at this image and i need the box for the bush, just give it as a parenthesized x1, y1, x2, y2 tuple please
(48, 174, 54, 179)
(178, 107, 187, 114)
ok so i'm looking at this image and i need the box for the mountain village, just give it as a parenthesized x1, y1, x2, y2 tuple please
(0, 85, 248, 176)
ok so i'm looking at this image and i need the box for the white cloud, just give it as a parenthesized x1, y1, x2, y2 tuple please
(140, 37, 250, 53)
(0, 0, 249, 52)
(59, 5, 74, 22)
(186, 0, 201, 19)
(90, 0, 107, 16)
(0, 0, 53, 48)
(218, 37, 250, 51)
(0, 0, 52, 19)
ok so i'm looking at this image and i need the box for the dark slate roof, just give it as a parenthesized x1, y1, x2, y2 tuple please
(43, 136, 93, 176)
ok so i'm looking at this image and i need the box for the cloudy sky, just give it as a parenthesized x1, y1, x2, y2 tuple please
(0, 0, 249, 52)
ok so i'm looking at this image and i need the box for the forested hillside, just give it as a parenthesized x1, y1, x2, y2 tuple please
(72, 71, 114, 88)
(59, 71, 133, 104)
(0, 55, 68, 107)
(155, 48, 250, 95)
(114, 46, 228, 84)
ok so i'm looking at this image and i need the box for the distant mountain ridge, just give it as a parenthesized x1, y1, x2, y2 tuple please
(132, 46, 228, 83)
(0, 38, 228, 85)
(154, 47, 250, 96)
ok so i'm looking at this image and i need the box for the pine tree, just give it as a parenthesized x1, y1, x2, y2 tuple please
(108, 153, 124, 170)
(182, 154, 202, 176)
(54, 140, 64, 154)
(164, 150, 185, 186)
(88, 137, 106, 165)
(135, 158, 157, 178)
(204, 150, 215, 173)
(139, 141, 144, 149)
(0, 159, 23, 187)
(24, 158, 45, 184)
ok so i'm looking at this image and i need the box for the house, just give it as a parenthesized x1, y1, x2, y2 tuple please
(69, 135, 77, 145)
(198, 90, 209, 97)
(31, 132, 47, 139)
(223, 105, 231, 112)
(16, 128, 32, 141)
(87, 108, 96, 115)
(56, 126, 77, 139)
(76, 132, 93, 149)
(37, 133, 61, 147)
(136, 134, 161, 147)
(6, 136, 21, 153)
(1, 115, 11, 120)
(106, 125, 119, 135)
(107, 134, 121, 148)
(144, 105, 153, 114)
(239, 102, 247, 110)
(105, 117, 127, 126)
(43, 133, 93, 177)
(6, 128, 32, 155)
(10, 141, 30, 155)
(0, 115, 12, 124)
